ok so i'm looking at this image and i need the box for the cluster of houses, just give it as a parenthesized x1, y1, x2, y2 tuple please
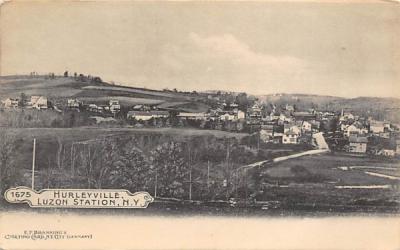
(337, 110, 399, 156)
(127, 103, 246, 122)
(67, 99, 121, 114)
(1, 96, 48, 110)
(2, 94, 400, 157)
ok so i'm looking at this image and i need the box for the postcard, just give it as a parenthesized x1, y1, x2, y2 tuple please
(0, 1, 399, 249)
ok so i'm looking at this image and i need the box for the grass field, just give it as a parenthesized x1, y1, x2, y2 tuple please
(78, 96, 165, 105)
(83, 85, 193, 100)
(252, 153, 400, 212)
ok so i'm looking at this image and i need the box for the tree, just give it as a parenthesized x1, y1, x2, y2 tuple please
(151, 141, 187, 198)
(56, 136, 63, 169)
(0, 131, 17, 194)
(107, 139, 153, 192)
(19, 93, 27, 107)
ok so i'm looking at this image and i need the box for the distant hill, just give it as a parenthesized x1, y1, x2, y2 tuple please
(0, 75, 209, 112)
(257, 93, 400, 123)
(1, 76, 399, 122)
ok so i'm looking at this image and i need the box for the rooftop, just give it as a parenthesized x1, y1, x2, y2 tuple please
(349, 136, 368, 143)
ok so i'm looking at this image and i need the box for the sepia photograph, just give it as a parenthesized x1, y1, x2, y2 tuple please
(0, 0, 399, 249)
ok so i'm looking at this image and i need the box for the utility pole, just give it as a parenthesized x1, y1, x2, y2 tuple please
(188, 145, 192, 201)
(154, 168, 158, 198)
(189, 166, 192, 201)
(207, 160, 210, 191)
(31, 138, 36, 190)
(70, 142, 74, 175)
(225, 139, 230, 200)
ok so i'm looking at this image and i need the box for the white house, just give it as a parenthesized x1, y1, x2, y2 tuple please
(220, 113, 235, 121)
(369, 121, 385, 134)
(1, 98, 19, 108)
(282, 130, 299, 144)
(236, 110, 245, 120)
(67, 99, 81, 108)
(109, 100, 121, 114)
(301, 121, 312, 133)
(284, 124, 301, 135)
(127, 111, 169, 121)
(339, 111, 355, 122)
(29, 96, 48, 110)
(88, 104, 98, 112)
(376, 149, 395, 157)
(177, 112, 207, 120)
(348, 136, 368, 154)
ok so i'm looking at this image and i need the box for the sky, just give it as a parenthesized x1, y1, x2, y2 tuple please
(1, 1, 399, 98)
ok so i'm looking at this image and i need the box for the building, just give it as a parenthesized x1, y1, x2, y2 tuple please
(282, 130, 299, 144)
(127, 110, 169, 121)
(109, 100, 121, 114)
(293, 112, 316, 121)
(67, 99, 81, 108)
(345, 124, 361, 137)
(220, 113, 235, 121)
(339, 111, 355, 122)
(177, 112, 207, 120)
(247, 103, 262, 119)
(236, 110, 246, 120)
(348, 136, 368, 153)
(284, 124, 301, 135)
(369, 121, 385, 134)
(376, 149, 395, 157)
(29, 96, 48, 110)
(301, 121, 312, 133)
(1, 98, 19, 108)
(88, 104, 98, 112)
(260, 125, 274, 143)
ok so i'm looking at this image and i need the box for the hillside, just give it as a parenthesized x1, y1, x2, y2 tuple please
(0, 75, 209, 112)
(1, 76, 399, 122)
(257, 93, 400, 123)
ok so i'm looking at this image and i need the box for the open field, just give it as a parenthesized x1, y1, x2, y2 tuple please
(251, 153, 400, 213)
(77, 96, 164, 106)
(83, 85, 194, 101)
(265, 153, 399, 185)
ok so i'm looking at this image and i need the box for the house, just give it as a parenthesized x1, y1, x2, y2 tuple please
(339, 111, 355, 122)
(236, 110, 245, 120)
(348, 136, 368, 153)
(219, 113, 235, 121)
(260, 125, 274, 143)
(396, 140, 400, 155)
(247, 103, 262, 119)
(293, 112, 316, 121)
(310, 120, 321, 131)
(29, 96, 48, 110)
(1, 98, 19, 108)
(67, 99, 81, 108)
(282, 130, 299, 144)
(127, 110, 169, 121)
(369, 121, 385, 134)
(301, 121, 312, 133)
(279, 114, 292, 123)
(284, 124, 301, 135)
(285, 104, 294, 112)
(177, 112, 207, 120)
(132, 104, 152, 111)
(88, 104, 98, 112)
(109, 100, 120, 114)
(97, 106, 104, 112)
(345, 125, 360, 137)
(376, 149, 395, 157)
